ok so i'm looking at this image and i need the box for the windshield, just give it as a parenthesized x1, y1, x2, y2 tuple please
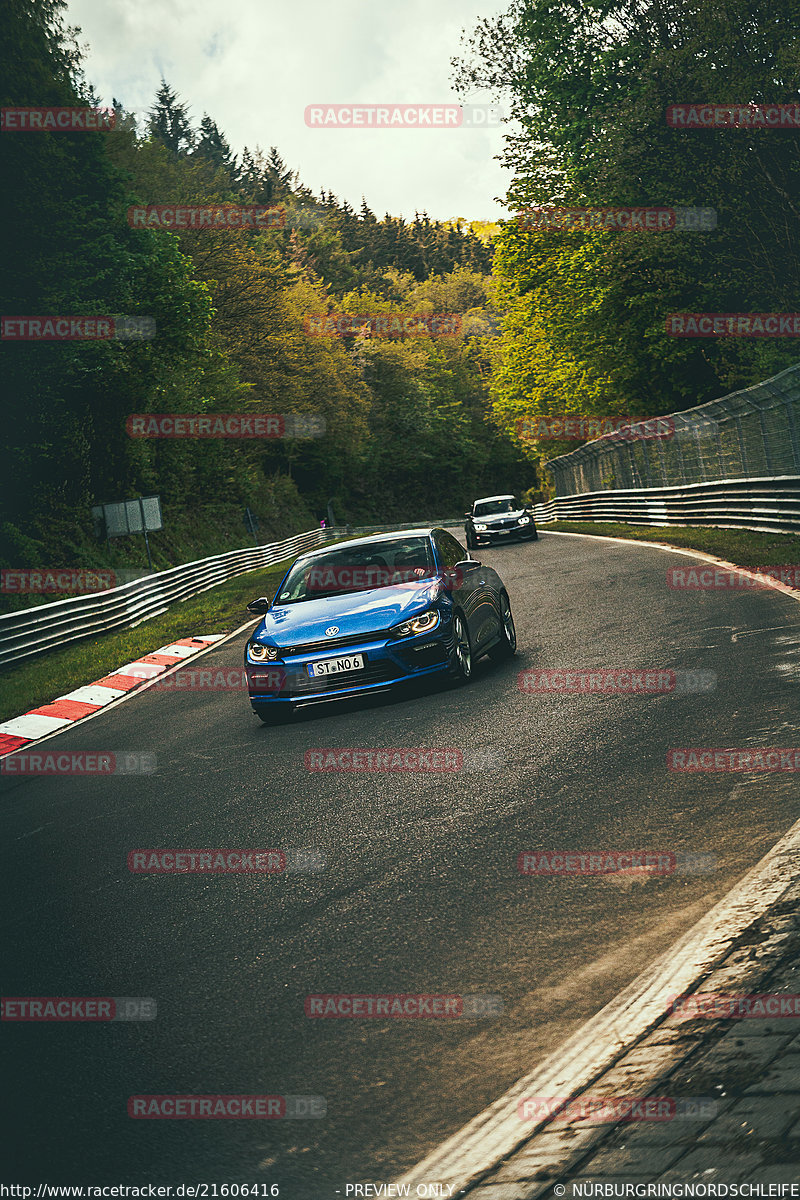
(473, 498, 518, 517)
(275, 536, 436, 603)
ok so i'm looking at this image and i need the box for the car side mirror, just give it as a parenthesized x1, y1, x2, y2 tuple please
(463, 511, 472, 519)
(455, 558, 481, 572)
(246, 596, 271, 614)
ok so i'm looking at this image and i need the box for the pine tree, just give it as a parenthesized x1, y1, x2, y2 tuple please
(195, 114, 235, 174)
(148, 80, 194, 157)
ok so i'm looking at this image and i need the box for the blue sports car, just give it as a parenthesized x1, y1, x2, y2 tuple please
(244, 527, 517, 721)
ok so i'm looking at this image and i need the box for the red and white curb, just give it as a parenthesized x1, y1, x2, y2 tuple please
(0, 635, 228, 758)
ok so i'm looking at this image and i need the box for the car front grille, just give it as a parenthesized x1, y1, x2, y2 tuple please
(281, 630, 386, 656)
(282, 658, 400, 696)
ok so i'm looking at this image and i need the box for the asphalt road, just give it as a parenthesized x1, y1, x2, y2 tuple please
(2, 531, 800, 1196)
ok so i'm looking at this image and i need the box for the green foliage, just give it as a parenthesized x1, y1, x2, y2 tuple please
(456, 0, 800, 460)
(1, 0, 533, 576)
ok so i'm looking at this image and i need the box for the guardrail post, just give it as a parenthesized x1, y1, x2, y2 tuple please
(757, 406, 773, 474)
(692, 425, 707, 481)
(628, 442, 642, 487)
(734, 414, 749, 475)
(785, 399, 800, 471)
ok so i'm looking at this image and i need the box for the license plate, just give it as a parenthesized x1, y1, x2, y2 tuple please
(307, 653, 365, 677)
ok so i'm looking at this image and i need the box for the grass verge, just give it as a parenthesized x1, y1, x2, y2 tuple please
(0, 562, 289, 726)
(545, 521, 800, 569)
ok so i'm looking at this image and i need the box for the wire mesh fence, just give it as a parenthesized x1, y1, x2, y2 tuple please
(547, 363, 800, 497)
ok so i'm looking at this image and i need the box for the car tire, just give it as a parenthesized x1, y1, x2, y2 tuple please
(466, 528, 477, 551)
(488, 591, 517, 661)
(449, 611, 473, 685)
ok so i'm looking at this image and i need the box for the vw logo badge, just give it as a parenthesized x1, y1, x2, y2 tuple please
(325, 626, 339, 636)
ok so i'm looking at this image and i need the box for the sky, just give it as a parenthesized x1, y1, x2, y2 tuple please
(64, 0, 515, 222)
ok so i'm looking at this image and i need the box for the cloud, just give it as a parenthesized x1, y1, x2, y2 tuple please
(65, 0, 514, 220)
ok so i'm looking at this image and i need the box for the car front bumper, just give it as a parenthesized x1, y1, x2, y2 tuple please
(246, 623, 454, 710)
(474, 526, 537, 544)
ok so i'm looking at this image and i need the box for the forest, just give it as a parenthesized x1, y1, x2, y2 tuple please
(2, 0, 798, 576)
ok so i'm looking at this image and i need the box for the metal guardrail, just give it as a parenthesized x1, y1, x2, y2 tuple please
(331, 520, 463, 536)
(0, 527, 330, 669)
(0, 521, 469, 669)
(547, 362, 800, 497)
(532, 476, 800, 534)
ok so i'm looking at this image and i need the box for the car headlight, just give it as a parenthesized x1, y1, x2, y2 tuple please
(517, 515, 530, 525)
(247, 642, 280, 662)
(391, 610, 440, 638)
(474, 523, 488, 531)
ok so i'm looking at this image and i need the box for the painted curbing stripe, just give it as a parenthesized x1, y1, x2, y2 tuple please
(94, 673, 148, 692)
(30, 699, 101, 721)
(111, 661, 168, 679)
(0, 620, 258, 761)
(0, 712, 74, 738)
(155, 644, 201, 658)
(0, 734, 29, 755)
(59, 684, 128, 705)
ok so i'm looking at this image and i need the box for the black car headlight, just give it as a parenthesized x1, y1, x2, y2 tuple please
(517, 515, 531, 525)
(473, 522, 488, 532)
(391, 610, 440, 638)
(247, 642, 280, 662)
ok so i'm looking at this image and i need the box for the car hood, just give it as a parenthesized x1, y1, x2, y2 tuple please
(254, 582, 442, 647)
(475, 508, 526, 525)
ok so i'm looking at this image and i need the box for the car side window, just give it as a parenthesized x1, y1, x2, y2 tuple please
(435, 530, 466, 569)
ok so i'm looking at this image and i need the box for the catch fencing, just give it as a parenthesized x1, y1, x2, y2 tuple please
(536, 362, 800, 534)
(0, 527, 329, 669)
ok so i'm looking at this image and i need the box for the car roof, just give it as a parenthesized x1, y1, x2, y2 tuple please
(473, 494, 516, 504)
(293, 528, 445, 562)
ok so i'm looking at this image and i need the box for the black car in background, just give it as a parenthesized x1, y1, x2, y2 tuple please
(464, 494, 538, 549)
